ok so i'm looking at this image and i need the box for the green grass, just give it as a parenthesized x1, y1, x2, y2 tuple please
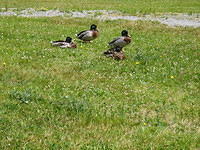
(0, 0, 200, 148)
(1, 0, 200, 15)
(0, 16, 199, 149)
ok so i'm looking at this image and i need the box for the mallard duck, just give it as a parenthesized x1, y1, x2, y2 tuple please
(76, 24, 99, 42)
(108, 30, 131, 48)
(50, 37, 77, 48)
(104, 47, 125, 60)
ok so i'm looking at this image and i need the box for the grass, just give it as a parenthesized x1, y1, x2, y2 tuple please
(0, 16, 199, 149)
(1, 0, 200, 15)
(0, 0, 200, 149)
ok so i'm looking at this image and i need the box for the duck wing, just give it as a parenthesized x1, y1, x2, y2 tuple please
(108, 37, 124, 47)
(50, 40, 66, 46)
(77, 30, 95, 41)
(109, 37, 127, 48)
(108, 37, 120, 45)
(77, 30, 88, 39)
(60, 43, 70, 48)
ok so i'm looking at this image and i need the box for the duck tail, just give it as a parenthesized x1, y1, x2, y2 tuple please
(75, 34, 80, 39)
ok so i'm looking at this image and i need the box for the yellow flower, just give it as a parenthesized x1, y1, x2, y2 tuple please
(135, 61, 140, 65)
(144, 123, 147, 126)
(170, 76, 174, 79)
(3, 62, 6, 65)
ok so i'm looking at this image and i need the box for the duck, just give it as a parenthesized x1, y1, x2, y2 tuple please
(50, 37, 77, 48)
(76, 24, 99, 42)
(108, 30, 131, 48)
(103, 47, 125, 60)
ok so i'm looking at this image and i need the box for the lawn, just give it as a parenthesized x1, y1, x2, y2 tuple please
(1, 0, 200, 15)
(0, 0, 200, 150)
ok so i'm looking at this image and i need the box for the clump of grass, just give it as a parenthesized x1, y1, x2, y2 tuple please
(52, 97, 92, 116)
(9, 88, 42, 104)
(38, 7, 49, 11)
(66, 99, 90, 114)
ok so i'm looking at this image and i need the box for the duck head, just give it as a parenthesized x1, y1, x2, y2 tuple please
(121, 30, 129, 37)
(90, 24, 97, 30)
(65, 37, 72, 43)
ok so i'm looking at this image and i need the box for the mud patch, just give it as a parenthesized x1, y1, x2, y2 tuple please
(0, 8, 200, 28)
(98, 13, 200, 28)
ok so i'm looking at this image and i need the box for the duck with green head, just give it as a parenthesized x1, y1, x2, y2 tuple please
(76, 24, 99, 42)
(51, 37, 77, 48)
(108, 30, 131, 48)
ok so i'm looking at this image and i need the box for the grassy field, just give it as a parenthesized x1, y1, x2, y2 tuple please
(1, 0, 200, 15)
(0, 0, 200, 149)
